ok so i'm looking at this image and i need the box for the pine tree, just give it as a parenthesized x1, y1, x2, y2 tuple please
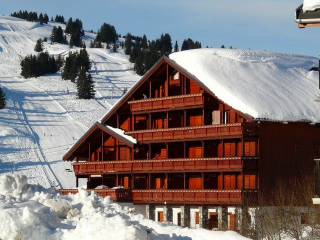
(174, 40, 179, 52)
(51, 26, 64, 44)
(0, 85, 6, 109)
(39, 13, 44, 24)
(77, 68, 95, 99)
(34, 38, 43, 52)
(20, 55, 37, 78)
(124, 33, 132, 55)
(43, 14, 49, 24)
(221, 45, 225, 48)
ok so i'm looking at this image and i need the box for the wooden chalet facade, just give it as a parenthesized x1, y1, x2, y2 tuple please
(61, 55, 320, 230)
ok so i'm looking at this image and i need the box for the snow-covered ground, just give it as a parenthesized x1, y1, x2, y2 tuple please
(0, 16, 139, 188)
(0, 174, 249, 240)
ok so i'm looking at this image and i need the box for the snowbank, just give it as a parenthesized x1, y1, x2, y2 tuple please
(169, 49, 320, 122)
(303, 0, 320, 12)
(0, 174, 249, 240)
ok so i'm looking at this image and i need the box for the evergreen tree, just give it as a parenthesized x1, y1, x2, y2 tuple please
(95, 41, 102, 48)
(78, 48, 91, 72)
(141, 35, 148, 50)
(95, 23, 117, 44)
(43, 37, 47, 42)
(51, 26, 64, 44)
(124, 33, 132, 55)
(77, 68, 95, 99)
(174, 40, 179, 52)
(43, 14, 49, 24)
(20, 55, 37, 78)
(89, 40, 94, 48)
(181, 38, 202, 51)
(0, 85, 6, 109)
(39, 13, 44, 24)
(221, 45, 225, 48)
(34, 38, 43, 52)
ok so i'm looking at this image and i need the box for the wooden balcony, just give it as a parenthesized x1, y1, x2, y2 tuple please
(72, 157, 258, 174)
(126, 123, 258, 142)
(128, 93, 203, 112)
(59, 189, 132, 202)
(131, 189, 244, 204)
(59, 189, 254, 204)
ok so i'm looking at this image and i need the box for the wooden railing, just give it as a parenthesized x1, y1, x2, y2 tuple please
(72, 157, 259, 174)
(59, 189, 255, 204)
(59, 189, 132, 202)
(131, 189, 243, 203)
(128, 93, 204, 112)
(126, 123, 256, 142)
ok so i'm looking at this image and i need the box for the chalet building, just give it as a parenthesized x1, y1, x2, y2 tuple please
(61, 49, 320, 230)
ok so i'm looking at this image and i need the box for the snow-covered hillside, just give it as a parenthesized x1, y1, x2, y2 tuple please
(0, 16, 140, 188)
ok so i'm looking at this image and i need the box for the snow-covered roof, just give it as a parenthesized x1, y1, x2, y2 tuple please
(106, 125, 137, 144)
(303, 0, 320, 12)
(169, 48, 320, 122)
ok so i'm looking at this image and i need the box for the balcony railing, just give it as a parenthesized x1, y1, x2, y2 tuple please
(72, 157, 258, 174)
(126, 123, 258, 142)
(59, 189, 256, 204)
(128, 93, 203, 112)
(59, 189, 132, 202)
(131, 189, 243, 204)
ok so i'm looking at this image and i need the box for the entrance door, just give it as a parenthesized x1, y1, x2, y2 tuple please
(158, 211, 164, 222)
(209, 212, 218, 229)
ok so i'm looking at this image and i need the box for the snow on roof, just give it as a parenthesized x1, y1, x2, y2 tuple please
(303, 0, 320, 12)
(169, 48, 320, 122)
(106, 125, 137, 144)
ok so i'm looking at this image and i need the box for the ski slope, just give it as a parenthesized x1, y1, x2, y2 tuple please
(0, 16, 140, 188)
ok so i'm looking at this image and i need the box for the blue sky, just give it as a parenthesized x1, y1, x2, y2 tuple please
(2, 0, 319, 57)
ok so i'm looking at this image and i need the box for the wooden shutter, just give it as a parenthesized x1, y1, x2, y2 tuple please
(155, 178, 162, 189)
(158, 211, 164, 222)
(224, 143, 231, 157)
(119, 147, 129, 160)
(124, 177, 129, 188)
(195, 212, 200, 224)
(189, 177, 202, 189)
(230, 110, 236, 123)
(229, 213, 235, 230)
(244, 175, 256, 189)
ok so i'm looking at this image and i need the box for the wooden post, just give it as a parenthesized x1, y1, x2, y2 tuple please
(184, 110, 187, 127)
(183, 142, 187, 158)
(242, 172, 245, 190)
(148, 173, 151, 189)
(101, 131, 104, 161)
(165, 173, 168, 189)
(184, 173, 186, 189)
(221, 172, 224, 189)
(149, 113, 152, 130)
(202, 172, 205, 189)
(166, 111, 169, 128)
(116, 113, 119, 128)
(201, 141, 204, 158)
(131, 174, 134, 189)
(88, 143, 91, 161)
(115, 138, 118, 161)
(148, 143, 151, 159)
(116, 174, 119, 187)
(149, 79, 152, 98)
(166, 64, 169, 97)
(242, 138, 244, 157)
(166, 143, 169, 159)
(132, 115, 135, 131)
(76, 176, 78, 188)
(221, 140, 224, 157)
(202, 107, 205, 126)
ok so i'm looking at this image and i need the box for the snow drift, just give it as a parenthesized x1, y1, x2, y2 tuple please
(0, 174, 249, 240)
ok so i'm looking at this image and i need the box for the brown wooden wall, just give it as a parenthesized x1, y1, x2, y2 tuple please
(259, 122, 320, 201)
